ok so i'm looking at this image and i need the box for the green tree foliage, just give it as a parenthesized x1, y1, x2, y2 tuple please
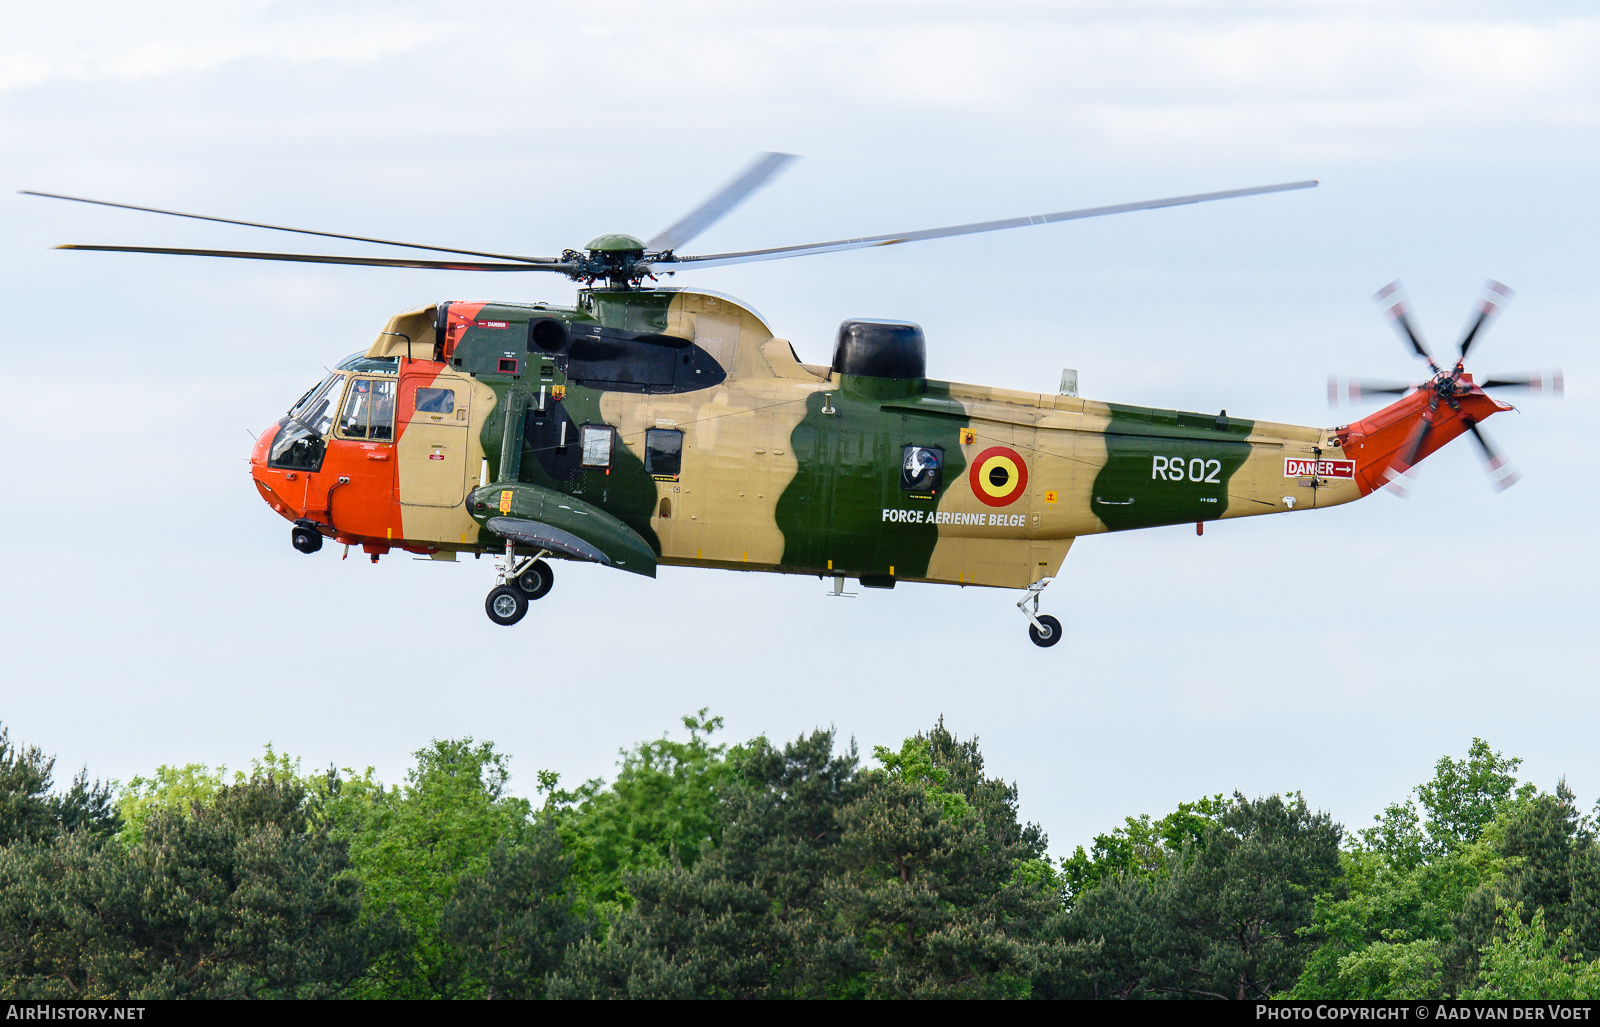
(439, 826, 591, 999)
(1051, 792, 1341, 999)
(0, 723, 117, 844)
(541, 709, 743, 917)
(1291, 739, 1600, 1000)
(0, 774, 376, 998)
(114, 744, 301, 845)
(551, 721, 1063, 998)
(3, 720, 1596, 1001)
(1416, 739, 1531, 857)
(1465, 902, 1600, 999)
(1441, 781, 1600, 993)
(329, 738, 536, 998)
(1059, 794, 1232, 904)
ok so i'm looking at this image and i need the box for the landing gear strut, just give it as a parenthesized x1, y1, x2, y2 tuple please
(1018, 577, 1062, 648)
(484, 541, 554, 625)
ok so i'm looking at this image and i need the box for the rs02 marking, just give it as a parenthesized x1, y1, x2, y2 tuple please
(1151, 456, 1221, 483)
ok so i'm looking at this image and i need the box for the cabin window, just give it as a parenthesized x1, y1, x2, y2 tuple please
(414, 387, 455, 414)
(901, 445, 943, 493)
(645, 428, 683, 480)
(580, 424, 614, 469)
(338, 378, 396, 440)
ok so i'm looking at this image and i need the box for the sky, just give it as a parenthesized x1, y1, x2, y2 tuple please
(2, 1, 1597, 855)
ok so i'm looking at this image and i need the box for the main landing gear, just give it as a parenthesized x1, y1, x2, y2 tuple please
(1018, 577, 1062, 648)
(484, 540, 555, 625)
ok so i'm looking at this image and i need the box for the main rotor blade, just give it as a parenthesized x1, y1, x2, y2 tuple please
(1479, 370, 1563, 396)
(1327, 376, 1416, 406)
(1457, 279, 1514, 361)
(1374, 280, 1440, 373)
(653, 180, 1319, 270)
(647, 152, 798, 253)
(56, 244, 573, 272)
(23, 190, 560, 265)
(1463, 418, 1520, 491)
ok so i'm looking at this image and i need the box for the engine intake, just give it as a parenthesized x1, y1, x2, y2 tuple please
(832, 319, 925, 380)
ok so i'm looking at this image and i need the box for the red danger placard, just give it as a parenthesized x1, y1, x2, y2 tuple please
(476, 320, 510, 329)
(1285, 457, 1356, 479)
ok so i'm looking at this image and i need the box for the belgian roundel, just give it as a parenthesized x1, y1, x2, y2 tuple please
(969, 446, 1028, 507)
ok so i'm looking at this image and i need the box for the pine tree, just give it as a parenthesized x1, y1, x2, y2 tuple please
(0, 776, 377, 998)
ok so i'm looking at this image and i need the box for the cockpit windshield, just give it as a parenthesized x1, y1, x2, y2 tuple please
(269, 373, 344, 471)
(287, 374, 342, 436)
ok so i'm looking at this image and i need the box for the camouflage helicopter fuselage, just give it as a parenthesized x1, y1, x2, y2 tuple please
(248, 286, 1506, 600)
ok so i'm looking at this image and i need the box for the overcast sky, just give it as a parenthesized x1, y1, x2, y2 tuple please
(3, 1, 1596, 852)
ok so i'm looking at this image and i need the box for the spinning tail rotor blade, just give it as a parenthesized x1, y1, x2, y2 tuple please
(22, 190, 560, 264)
(1457, 279, 1514, 361)
(55, 244, 573, 272)
(1374, 280, 1440, 373)
(1384, 393, 1440, 494)
(1479, 370, 1564, 396)
(1463, 419, 1521, 491)
(658, 180, 1319, 270)
(647, 152, 799, 253)
(1327, 376, 1416, 406)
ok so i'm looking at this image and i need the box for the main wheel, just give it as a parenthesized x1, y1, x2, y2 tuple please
(291, 525, 323, 554)
(485, 585, 529, 626)
(515, 560, 554, 600)
(1028, 614, 1063, 648)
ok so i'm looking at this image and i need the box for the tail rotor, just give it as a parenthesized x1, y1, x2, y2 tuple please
(1330, 279, 1561, 494)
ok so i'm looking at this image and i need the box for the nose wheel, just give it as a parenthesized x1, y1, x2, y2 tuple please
(1018, 577, 1062, 648)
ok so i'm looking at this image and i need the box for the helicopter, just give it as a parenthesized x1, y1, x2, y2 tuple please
(26, 155, 1562, 645)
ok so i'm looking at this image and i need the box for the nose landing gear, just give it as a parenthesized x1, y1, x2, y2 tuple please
(484, 541, 555, 625)
(1018, 577, 1062, 648)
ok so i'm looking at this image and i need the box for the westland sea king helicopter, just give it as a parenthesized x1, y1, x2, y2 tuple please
(27, 155, 1562, 645)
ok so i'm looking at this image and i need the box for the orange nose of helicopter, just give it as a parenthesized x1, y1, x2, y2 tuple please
(249, 417, 333, 554)
(248, 364, 407, 558)
(248, 422, 286, 517)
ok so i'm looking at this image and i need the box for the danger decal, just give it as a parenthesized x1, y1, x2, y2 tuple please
(969, 446, 1028, 507)
(1284, 457, 1356, 479)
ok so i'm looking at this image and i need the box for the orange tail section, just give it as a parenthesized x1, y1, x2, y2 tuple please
(1333, 381, 1512, 496)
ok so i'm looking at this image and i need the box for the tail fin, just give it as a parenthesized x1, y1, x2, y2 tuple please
(1331, 386, 1511, 497)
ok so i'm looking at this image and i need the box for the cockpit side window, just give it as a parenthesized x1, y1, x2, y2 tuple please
(337, 378, 397, 441)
